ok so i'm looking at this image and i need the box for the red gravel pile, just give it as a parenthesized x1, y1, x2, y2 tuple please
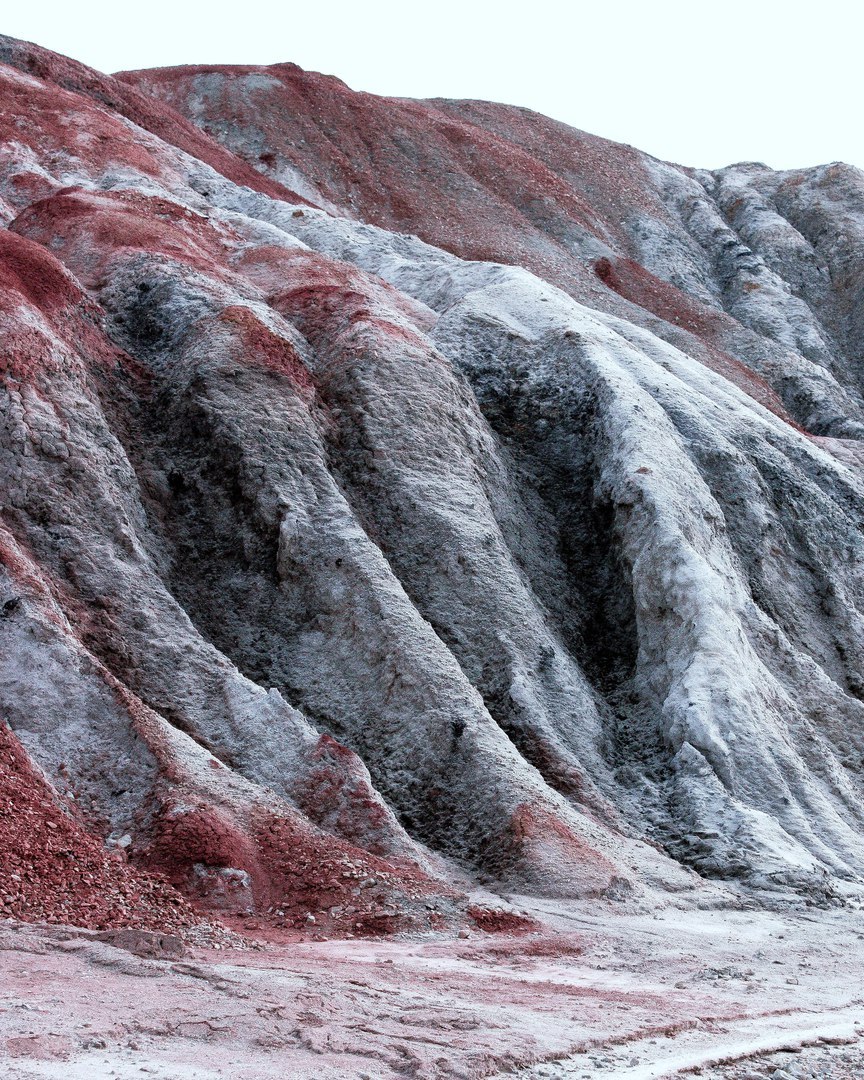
(0, 722, 196, 931)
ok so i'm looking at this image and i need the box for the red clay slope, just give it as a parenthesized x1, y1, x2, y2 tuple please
(119, 62, 800, 428)
(117, 63, 616, 281)
(0, 36, 316, 207)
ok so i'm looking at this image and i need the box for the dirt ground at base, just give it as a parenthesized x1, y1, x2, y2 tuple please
(1, 892, 863, 1079)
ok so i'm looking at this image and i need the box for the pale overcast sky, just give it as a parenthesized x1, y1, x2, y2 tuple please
(3, 0, 861, 171)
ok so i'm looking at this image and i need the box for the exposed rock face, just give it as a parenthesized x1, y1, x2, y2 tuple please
(1, 36, 864, 930)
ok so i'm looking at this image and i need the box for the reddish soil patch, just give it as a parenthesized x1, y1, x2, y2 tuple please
(0, 36, 315, 206)
(0, 228, 129, 382)
(238, 243, 436, 342)
(214, 305, 315, 392)
(0, 227, 84, 316)
(120, 62, 608, 292)
(10, 187, 238, 286)
(250, 807, 460, 934)
(0, 64, 165, 189)
(502, 802, 622, 897)
(468, 905, 541, 934)
(0, 721, 196, 931)
(294, 733, 405, 858)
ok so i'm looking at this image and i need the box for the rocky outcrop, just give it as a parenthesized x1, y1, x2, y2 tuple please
(1, 36, 864, 930)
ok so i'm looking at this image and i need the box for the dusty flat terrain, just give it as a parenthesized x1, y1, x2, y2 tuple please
(2, 896, 863, 1079)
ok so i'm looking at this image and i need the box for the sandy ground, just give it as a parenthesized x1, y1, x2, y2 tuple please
(1, 894, 863, 1079)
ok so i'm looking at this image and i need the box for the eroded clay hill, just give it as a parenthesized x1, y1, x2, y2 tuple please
(2, 34, 864, 932)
